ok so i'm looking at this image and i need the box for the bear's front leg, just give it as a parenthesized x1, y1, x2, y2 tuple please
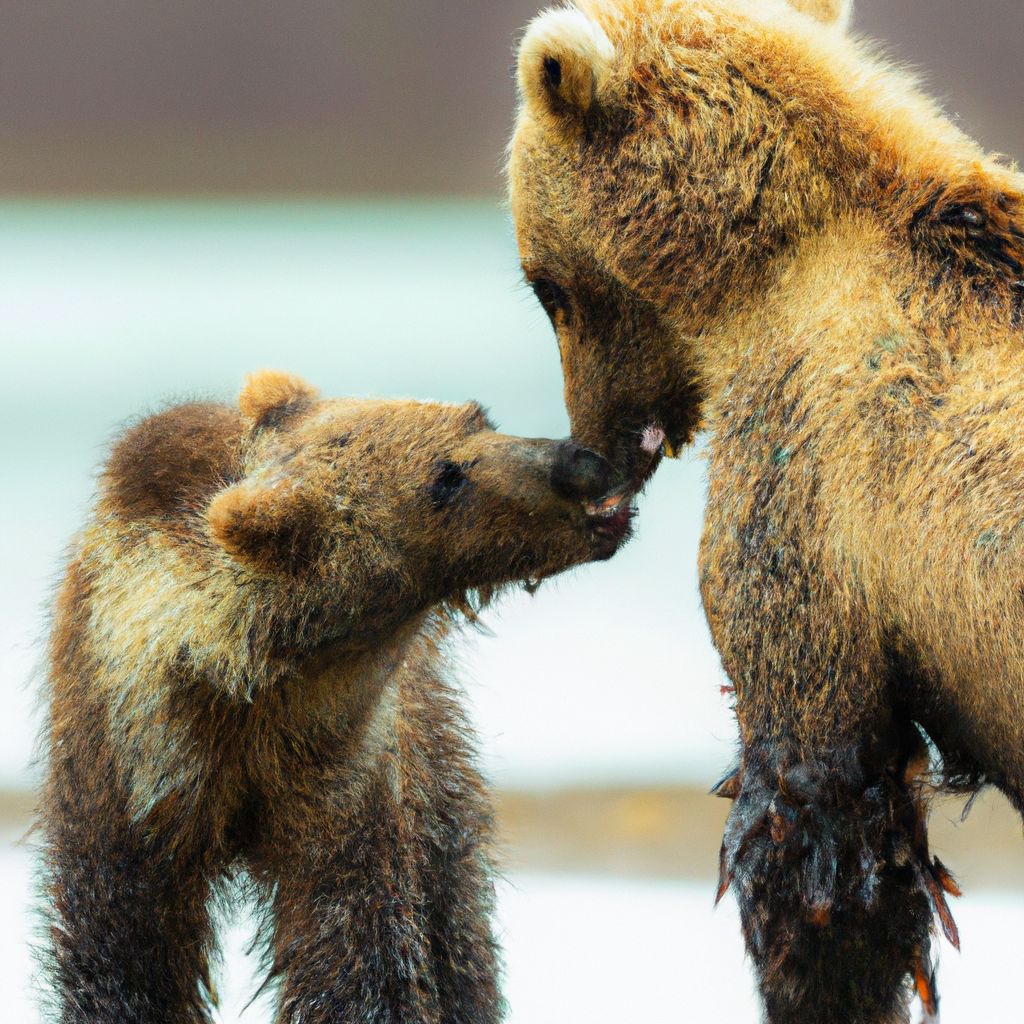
(400, 667, 503, 1024)
(41, 743, 218, 1024)
(265, 771, 439, 1024)
(262, 740, 501, 1024)
(716, 731, 954, 1024)
(255, 658, 501, 1024)
(263, 748, 495, 1024)
(701, 463, 957, 1023)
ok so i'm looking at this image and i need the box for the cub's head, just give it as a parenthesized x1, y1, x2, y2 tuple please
(509, 0, 865, 480)
(207, 371, 632, 647)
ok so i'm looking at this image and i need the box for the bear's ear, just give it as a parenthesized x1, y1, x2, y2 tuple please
(207, 475, 314, 574)
(238, 369, 319, 429)
(517, 7, 615, 130)
(787, 0, 853, 30)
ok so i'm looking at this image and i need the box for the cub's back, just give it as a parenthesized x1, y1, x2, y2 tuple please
(102, 400, 245, 529)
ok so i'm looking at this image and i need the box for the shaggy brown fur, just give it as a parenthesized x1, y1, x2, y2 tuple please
(39, 370, 633, 1023)
(510, 1, 1024, 1020)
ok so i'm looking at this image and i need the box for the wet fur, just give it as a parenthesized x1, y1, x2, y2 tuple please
(38, 374, 609, 1023)
(510, 1, 1024, 1020)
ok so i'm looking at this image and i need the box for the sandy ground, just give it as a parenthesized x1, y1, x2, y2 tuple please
(497, 786, 1024, 889)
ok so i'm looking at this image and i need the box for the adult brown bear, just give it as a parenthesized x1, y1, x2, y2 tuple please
(509, 1, 1024, 1021)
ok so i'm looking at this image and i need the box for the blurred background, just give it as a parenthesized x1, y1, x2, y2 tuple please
(2, 1, 1022, 1020)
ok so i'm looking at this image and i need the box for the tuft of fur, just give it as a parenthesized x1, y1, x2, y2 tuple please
(509, 1, 1024, 1020)
(238, 368, 319, 427)
(38, 375, 619, 1023)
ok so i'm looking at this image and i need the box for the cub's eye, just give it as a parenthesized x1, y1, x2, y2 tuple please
(530, 278, 571, 324)
(429, 459, 472, 510)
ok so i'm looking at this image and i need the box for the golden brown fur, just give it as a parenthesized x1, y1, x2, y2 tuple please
(510, 1, 1024, 1020)
(39, 370, 628, 1023)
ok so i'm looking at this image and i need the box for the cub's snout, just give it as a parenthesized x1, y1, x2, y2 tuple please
(549, 440, 616, 502)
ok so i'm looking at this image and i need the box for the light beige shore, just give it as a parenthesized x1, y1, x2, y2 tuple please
(4, 785, 1020, 889)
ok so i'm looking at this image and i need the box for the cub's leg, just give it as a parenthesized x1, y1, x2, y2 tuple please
(418, 807, 502, 1024)
(41, 740, 218, 1024)
(262, 767, 442, 1024)
(260, 668, 501, 1024)
(401, 667, 503, 1024)
(704, 540, 946, 1023)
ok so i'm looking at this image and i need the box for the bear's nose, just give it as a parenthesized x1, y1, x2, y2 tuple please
(550, 441, 616, 501)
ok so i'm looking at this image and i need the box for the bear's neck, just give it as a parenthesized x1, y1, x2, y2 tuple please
(286, 615, 428, 719)
(688, 202, 1023, 433)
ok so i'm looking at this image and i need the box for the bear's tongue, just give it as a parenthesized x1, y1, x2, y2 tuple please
(584, 491, 628, 516)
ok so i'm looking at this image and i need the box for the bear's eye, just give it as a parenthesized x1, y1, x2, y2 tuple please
(531, 278, 571, 324)
(429, 459, 473, 510)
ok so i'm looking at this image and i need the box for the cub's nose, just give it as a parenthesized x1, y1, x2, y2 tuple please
(550, 440, 615, 501)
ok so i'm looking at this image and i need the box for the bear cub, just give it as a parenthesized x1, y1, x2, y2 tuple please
(40, 370, 637, 1024)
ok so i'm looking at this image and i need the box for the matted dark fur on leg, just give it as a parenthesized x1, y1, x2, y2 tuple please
(715, 733, 959, 1024)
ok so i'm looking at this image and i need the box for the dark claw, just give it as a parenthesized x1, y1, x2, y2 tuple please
(711, 769, 741, 800)
(922, 863, 961, 950)
(715, 842, 734, 905)
(915, 953, 939, 1022)
(932, 857, 962, 898)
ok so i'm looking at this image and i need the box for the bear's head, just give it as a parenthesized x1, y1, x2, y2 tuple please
(206, 371, 633, 650)
(508, 0, 972, 481)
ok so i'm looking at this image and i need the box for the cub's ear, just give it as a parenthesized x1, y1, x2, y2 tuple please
(787, 0, 853, 30)
(517, 7, 615, 130)
(207, 475, 314, 574)
(238, 369, 319, 429)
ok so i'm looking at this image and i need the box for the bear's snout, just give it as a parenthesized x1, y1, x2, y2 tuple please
(549, 440, 616, 501)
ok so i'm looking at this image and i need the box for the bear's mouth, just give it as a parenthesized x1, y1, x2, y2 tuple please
(577, 423, 676, 559)
(601, 422, 674, 497)
(583, 490, 636, 558)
